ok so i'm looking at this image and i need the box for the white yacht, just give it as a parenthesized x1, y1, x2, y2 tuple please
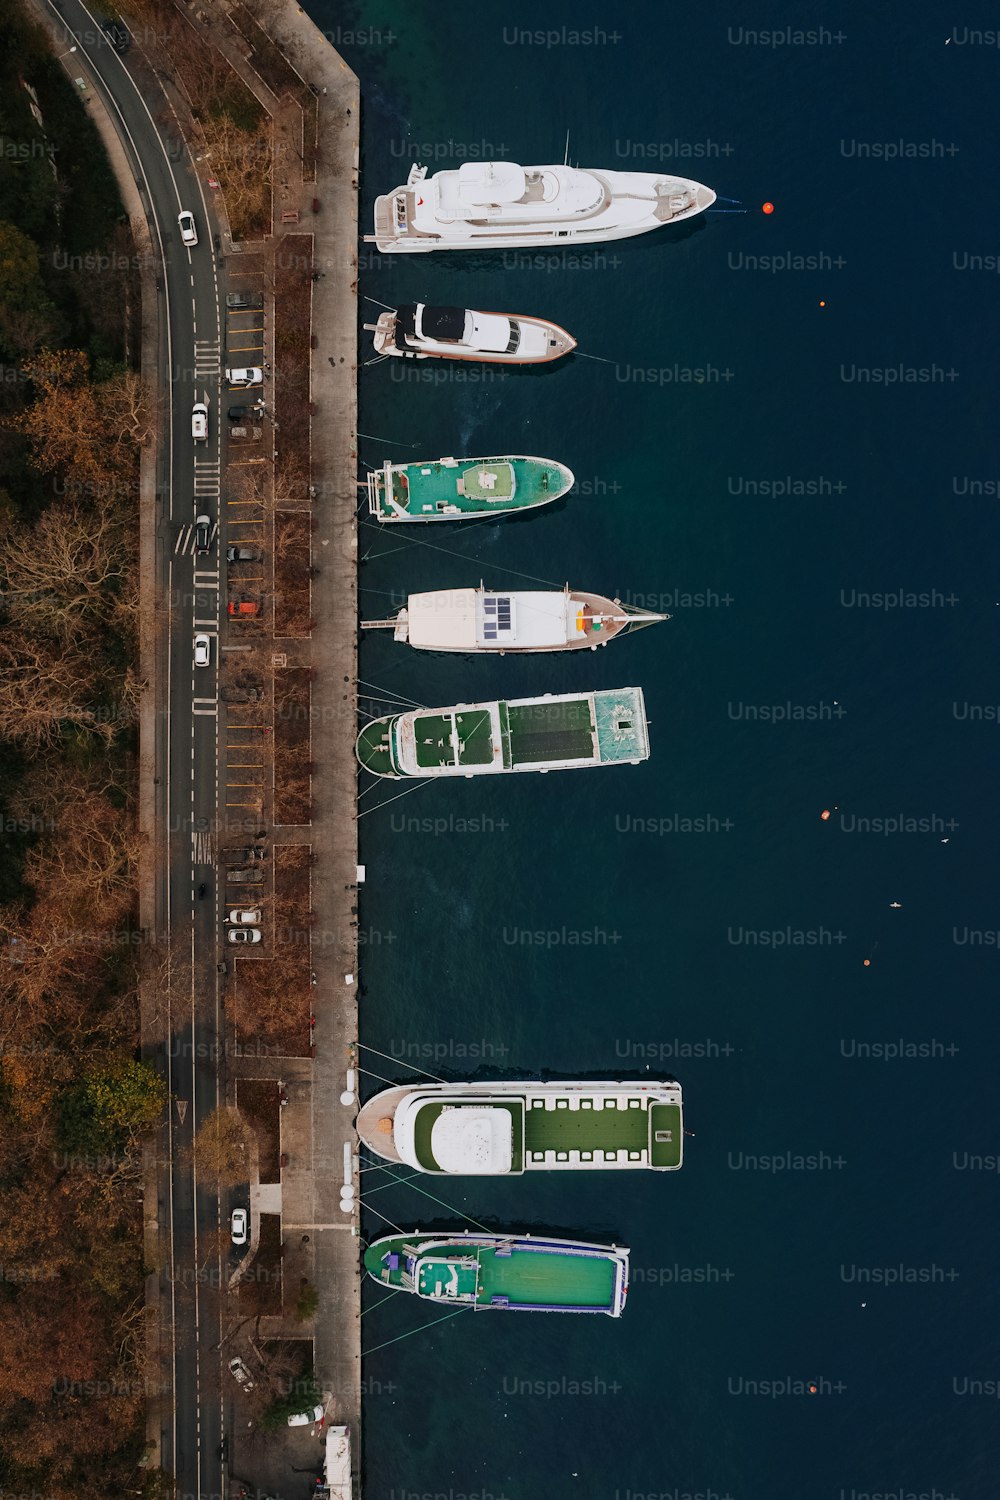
(366, 303, 576, 363)
(368, 160, 716, 253)
(356, 1080, 685, 1173)
(361, 585, 667, 653)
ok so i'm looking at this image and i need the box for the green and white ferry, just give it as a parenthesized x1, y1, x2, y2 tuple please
(366, 453, 574, 523)
(364, 1232, 630, 1317)
(357, 1080, 684, 1173)
(355, 687, 649, 778)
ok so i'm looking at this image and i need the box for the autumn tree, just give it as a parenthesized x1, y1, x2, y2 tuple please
(0, 499, 133, 639)
(191, 1105, 252, 1186)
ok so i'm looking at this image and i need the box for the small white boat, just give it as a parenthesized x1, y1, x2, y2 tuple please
(361, 585, 667, 653)
(366, 303, 576, 363)
(368, 160, 716, 253)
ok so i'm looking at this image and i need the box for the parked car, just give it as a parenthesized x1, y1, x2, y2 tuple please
(287, 1405, 325, 1428)
(194, 633, 211, 668)
(225, 366, 264, 387)
(228, 928, 261, 945)
(228, 1356, 254, 1391)
(228, 600, 260, 617)
(229, 425, 263, 443)
(194, 515, 212, 553)
(227, 404, 248, 421)
(227, 909, 262, 925)
(191, 401, 208, 441)
(227, 546, 261, 563)
(101, 18, 130, 52)
(228, 868, 264, 884)
(177, 210, 198, 247)
(230, 1207, 248, 1245)
(226, 291, 264, 310)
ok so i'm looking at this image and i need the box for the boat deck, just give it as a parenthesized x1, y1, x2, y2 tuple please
(593, 688, 649, 763)
(413, 1100, 525, 1172)
(502, 698, 595, 765)
(524, 1096, 682, 1169)
(413, 710, 495, 770)
(355, 716, 398, 776)
(474, 1245, 616, 1309)
(371, 456, 567, 520)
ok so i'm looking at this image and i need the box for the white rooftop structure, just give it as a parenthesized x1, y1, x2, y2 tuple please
(405, 588, 586, 651)
(430, 1106, 513, 1174)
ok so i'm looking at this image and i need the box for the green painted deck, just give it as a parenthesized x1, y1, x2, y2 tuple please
(412, 1101, 525, 1172)
(475, 1245, 615, 1309)
(413, 710, 494, 770)
(505, 698, 595, 765)
(524, 1096, 649, 1163)
(355, 716, 399, 775)
(649, 1103, 683, 1168)
(378, 456, 569, 519)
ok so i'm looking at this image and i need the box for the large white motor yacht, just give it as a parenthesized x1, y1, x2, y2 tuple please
(368, 160, 716, 253)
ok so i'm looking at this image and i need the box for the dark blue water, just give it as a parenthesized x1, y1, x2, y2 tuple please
(312, 1, 998, 1495)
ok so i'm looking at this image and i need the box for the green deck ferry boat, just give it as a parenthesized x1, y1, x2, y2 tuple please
(366, 453, 574, 522)
(357, 1080, 684, 1173)
(356, 687, 649, 778)
(364, 1232, 630, 1317)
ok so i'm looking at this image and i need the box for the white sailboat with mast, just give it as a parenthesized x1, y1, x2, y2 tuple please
(361, 584, 667, 654)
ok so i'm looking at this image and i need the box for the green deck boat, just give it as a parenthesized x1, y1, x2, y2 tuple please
(366, 454, 574, 522)
(356, 1080, 684, 1173)
(356, 687, 649, 778)
(364, 1232, 630, 1316)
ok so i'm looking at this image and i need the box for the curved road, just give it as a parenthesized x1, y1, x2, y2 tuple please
(45, 3, 229, 1496)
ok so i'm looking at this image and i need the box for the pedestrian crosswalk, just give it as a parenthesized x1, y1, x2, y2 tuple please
(194, 456, 220, 501)
(194, 339, 221, 378)
(193, 695, 218, 719)
(194, 568, 220, 592)
(175, 523, 220, 556)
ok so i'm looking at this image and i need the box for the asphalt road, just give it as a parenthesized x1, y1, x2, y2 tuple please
(46, 3, 229, 1495)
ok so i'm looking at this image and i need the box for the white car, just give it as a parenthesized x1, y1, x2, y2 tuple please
(230, 1207, 248, 1245)
(227, 908, 262, 925)
(178, 209, 198, 246)
(228, 1356, 254, 1390)
(225, 366, 264, 387)
(192, 401, 208, 441)
(287, 1404, 325, 1428)
(227, 927, 261, 944)
(194, 633, 211, 667)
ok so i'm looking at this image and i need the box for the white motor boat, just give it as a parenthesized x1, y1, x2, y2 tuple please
(366, 302, 576, 363)
(368, 160, 716, 253)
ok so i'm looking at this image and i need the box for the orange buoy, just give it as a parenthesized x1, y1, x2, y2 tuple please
(863, 959, 871, 967)
(819, 300, 826, 308)
(762, 201, 775, 215)
(808, 1383, 817, 1394)
(820, 809, 831, 821)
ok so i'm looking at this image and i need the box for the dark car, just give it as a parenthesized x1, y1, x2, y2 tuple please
(227, 546, 261, 564)
(101, 18, 130, 52)
(227, 405, 247, 422)
(226, 291, 264, 311)
(193, 515, 212, 554)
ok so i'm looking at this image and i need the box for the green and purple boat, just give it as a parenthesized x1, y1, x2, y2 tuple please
(364, 1231, 630, 1317)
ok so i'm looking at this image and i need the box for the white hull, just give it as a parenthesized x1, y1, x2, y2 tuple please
(369, 305, 576, 363)
(369, 161, 716, 253)
(357, 1080, 684, 1174)
(361, 586, 667, 653)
